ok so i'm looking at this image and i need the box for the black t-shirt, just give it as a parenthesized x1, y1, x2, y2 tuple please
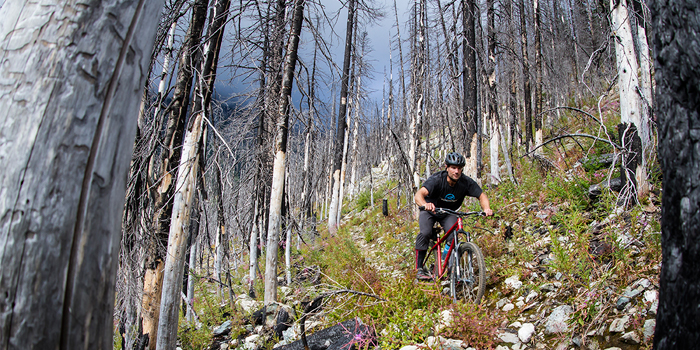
(421, 170, 482, 210)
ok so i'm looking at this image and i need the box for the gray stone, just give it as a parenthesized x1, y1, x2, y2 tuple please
(609, 316, 630, 333)
(399, 346, 419, 350)
(213, 320, 232, 336)
(505, 275, 523, 290)
(648, 300, 658, 314)
(540, 283, 557, 292)
(244, 334, 261, 350)
(586, 339, 600, 350)
(425, 336, 464, 350)
(621, 331, 640, 344)
(498, 332, 521, 344)
(518, 323, 535, 343)
(644, 290, 657, 303)
(616, 296, 631, 310)
(643, 319, 656, 342)
(434, 310, 454, 334)
(237, 294, 262, 313)
(525, 290, 539, 303)
(623, 285, 645, 299)
(635, 278, 651, 289)
(503, 303, 515, 312)
(545, 305, 574, 334)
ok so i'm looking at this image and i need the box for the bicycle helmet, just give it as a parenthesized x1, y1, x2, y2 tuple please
(445, 152, 466, 167)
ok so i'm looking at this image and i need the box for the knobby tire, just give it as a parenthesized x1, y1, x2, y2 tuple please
(451, 241, 486, 304)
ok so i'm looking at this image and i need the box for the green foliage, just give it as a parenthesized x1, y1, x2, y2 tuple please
(178, 280, 243, 350)
(351, 275, 448, 348)
(113, 328, 123, 350)
(355, 189, 372, 211)
(544, 174, 590, 210)
(549, 208, 594, 283)
(355, 187, 385, 212)
(363, 226, 374, 243)
(300, 230, 379, 293)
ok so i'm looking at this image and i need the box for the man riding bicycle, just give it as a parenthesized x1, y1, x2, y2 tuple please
(413, 152, 494, 281)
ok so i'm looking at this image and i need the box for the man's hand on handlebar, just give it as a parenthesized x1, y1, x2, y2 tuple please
(422, 202, 435, 213)
(483, 208, 494, 216)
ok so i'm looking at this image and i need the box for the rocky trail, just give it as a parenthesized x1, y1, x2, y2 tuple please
(200, 197, 660, 350)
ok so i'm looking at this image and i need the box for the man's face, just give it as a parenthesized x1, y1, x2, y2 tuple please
(446, 164, 463, 183)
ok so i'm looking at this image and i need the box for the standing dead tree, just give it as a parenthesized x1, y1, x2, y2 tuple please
(264, 0, 306, 305)
(651, 0, 700, 347)
(156, 0, 232, 347)
(0, 0, 164, 349)
(141, 1, 209, 348)
(328, 0, 357, 230)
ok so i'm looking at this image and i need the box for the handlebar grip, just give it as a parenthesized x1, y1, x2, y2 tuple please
(418, 205, 425, 211)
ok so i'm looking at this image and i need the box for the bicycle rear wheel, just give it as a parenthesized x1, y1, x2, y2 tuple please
(451, 242, 486, 304)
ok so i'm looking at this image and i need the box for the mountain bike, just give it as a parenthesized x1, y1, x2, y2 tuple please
(419, 206, 487, 304)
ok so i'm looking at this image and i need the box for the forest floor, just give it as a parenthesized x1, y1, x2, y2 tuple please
(175, 158, 663, 350)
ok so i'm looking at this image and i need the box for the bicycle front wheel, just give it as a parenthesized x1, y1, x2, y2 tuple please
(451, 242, 486, 304)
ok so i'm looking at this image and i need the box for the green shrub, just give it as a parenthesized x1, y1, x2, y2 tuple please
(178, 281, 243, 350)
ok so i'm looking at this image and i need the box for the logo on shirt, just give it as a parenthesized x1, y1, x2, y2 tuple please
(443, 193, 456, 202)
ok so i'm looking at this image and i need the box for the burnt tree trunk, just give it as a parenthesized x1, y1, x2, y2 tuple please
(141, 1, 209, 348)
(0, 1, 164, 349)
(462, 0, 478, 177)
(651, 0, 700, 348)
(328, 0, 356, 231)
(264, 0, 306, 304)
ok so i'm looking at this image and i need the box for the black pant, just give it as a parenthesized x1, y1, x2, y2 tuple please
(415, 210, 458, 250)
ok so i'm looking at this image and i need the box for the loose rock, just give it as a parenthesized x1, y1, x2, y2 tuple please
(544, 305, 574, 334)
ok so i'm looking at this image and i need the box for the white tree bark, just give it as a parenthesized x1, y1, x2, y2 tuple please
(153, 22, 177, 120)
(186, 237, 198, 323)
(0, 1, 164, 349)
(349, 77, 361, 196)
(265, 150, 286, 303)
(264, 0, 305, 304)
(337, 108, 351, 224)
(490, 119, 501, 185)
(285, 227, 292, 285)
(327, 170, 340, 228)
(610, 0, 650, 197)
(215, 224, 225, 299)
(158, 0, 233, 345)
(156, 114, 205, 350)
(249, 199, 259, 290)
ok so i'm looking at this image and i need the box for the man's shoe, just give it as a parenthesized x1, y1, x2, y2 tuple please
(416, 268, 433, 282)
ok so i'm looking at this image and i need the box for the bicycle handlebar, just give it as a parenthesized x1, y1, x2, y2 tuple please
(418, 206, 485, 217)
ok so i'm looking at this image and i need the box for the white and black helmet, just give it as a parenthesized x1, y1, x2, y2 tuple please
(445, 152, 466, 167)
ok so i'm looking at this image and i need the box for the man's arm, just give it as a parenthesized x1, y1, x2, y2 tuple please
(414, 187, 435, 212)
(478, 192, 494, 216)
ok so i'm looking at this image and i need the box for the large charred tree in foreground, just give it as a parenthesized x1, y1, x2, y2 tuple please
(0, 1, 164, 349)
(651, 0, 700, 348)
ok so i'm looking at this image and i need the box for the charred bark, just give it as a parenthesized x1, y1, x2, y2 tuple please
(651, 0, 700, 347)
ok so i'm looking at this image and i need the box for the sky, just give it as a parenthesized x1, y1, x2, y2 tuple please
(214, 0, 414, 109)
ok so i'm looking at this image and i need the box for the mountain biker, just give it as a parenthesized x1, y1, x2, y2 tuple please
(413, 152, 494, 281)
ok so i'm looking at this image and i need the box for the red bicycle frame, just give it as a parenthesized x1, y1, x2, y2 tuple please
(430, 216, 463, 279)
